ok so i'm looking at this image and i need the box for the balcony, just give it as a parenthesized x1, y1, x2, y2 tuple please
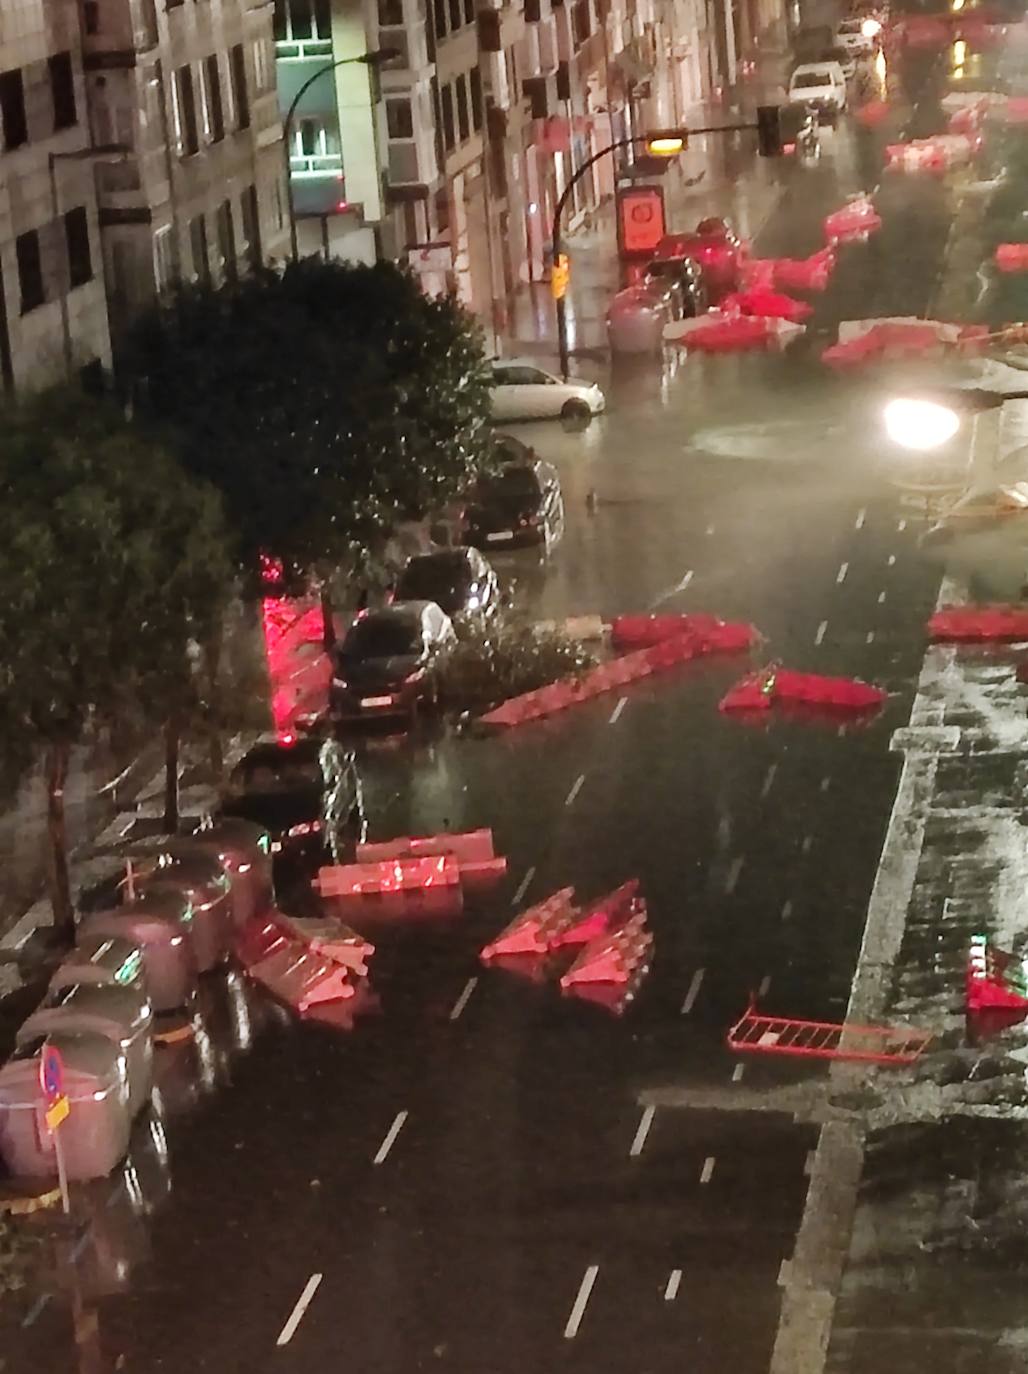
(379, 22, 434, 76)
(290, 152, 345, 177)
(388, 142, 422, 184)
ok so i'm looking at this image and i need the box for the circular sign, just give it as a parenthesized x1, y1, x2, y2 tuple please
(39, 1044, 64, 1104)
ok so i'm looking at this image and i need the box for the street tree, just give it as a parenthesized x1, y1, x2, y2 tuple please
(0, 388, 234, 939)
(124, 258, 493, 618)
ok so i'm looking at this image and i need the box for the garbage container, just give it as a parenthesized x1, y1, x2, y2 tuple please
(606, 283, 675, 356)
(0, 1031, 131, 1181)
(183, 819, 274, 929)
(50, 934, 147, 1001)
(78, 893, 198, 1013)
(18, 983, 154, 1118)
(132, 853, 233, 972)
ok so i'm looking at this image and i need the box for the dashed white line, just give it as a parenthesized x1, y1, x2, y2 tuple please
(732, 1063, 746, 1083)
(866, 630, 875, 644)
(565, 774, 586, 807)
(276, 1273, 323, 1346)
(815, 619, 827, 646)
(681, 968, 705, 1014)
(878, 590, 887, 604)
(449, 976, 478, 1022)
(761, 763, 777, 798)
(512, 866, 536, 906)
(609, 696, 628, 725)
(897, 519, 907, 532)
(700, 1156, 716, 1184)
(887, 554, 896, 566)
(373, 1110, 408, 1165)
(664, 1269, 683, 1301)
(564, 1265, 599, 1339)
(705, 524, 715, 535)
(801, 834, 813, 855)
(758, 974, 772, 997)
(725, 856, 744, 894)
(854, 508, 866, 530)
(836, 561, 849, 584)
(820, 776, 831, 792)
(21, 1294, 50, 1329)
(781, 898, 794, 921)
(629, 1105, 656, 1157)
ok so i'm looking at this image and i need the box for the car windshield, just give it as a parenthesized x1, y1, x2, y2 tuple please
(342, 615, 420, 660)
(233, 746, 323, 794)
(396, 556, 472, 606)
(646, 260, 678, 278)
(477, 466, 541, 507)
(793, 72, 829, 87)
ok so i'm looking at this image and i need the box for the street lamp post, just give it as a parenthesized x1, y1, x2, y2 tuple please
(282, 48, 398, 263)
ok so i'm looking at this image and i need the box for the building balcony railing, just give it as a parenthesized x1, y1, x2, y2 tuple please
(289, 152, 345, 177)
(274, 37, 333, 61)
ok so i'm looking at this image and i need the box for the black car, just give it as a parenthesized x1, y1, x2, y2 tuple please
(219, 736, 363, 865)
(330, 601, 457, 722)
(393, 547, 501, 619)
(643, 255, 708, 316)
(462, 458, 565, 551)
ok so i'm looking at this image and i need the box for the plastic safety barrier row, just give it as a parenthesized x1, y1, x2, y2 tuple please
(928, 604, 1028, 641)
(884, 133, 978, 176)
(719, 666, 887, 714)
(967, 934, 1028, 1013)
(234, 909, 375, 1017)
(314, 854, 464, 918)
(822, 318, 988, 368)
(720, 288, 812, 323)
(823, 196, 882, 246)
(668, 313, 805, 353)
(609, 613, 759, 653)
(727, 1001, 933, 1064)
(480, 880, 640, 961)
(995, 243, 1028, 274)
(355, 829, 507, 890)
(560, 905, 653, 993)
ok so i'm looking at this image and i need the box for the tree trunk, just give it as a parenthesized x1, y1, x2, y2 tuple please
(320, 583, 336, 652)
(162, 718, 180, 833)
(44, 740, 74, 943)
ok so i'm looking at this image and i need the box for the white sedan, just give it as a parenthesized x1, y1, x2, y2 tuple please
(488, 359, 605, 423)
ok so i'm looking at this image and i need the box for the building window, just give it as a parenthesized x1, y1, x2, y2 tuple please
(205, 55, 225, 142)
(253, 38, 273, 93)
(463, 0, 474, 22)
(470, 67, 482, 131)
(378, 0, 404, 23)
(277, 0, 332, 40)
(64, 207, 93, 288)
(49, 53, 77, 131)
(175, 66, 199, 154)
(83, 2, 100, 35)
(432, 0, 447, 42)
(190, 214, 210, 285)
(386, 97, 414, 140)
(240, 184, 261, 270)
(153, 225, 175, 291)
(448, 0, 461, 31)
(230, 44, 250, 129)
(16, 231, 44, 313)
(0, 70, 27, 150)
(572, 0, 591, 46)
(440, 84, 455, 152)
(216, 200, 237, 281)
(455, 73, 470, 142)
(289, 0, 313, 36)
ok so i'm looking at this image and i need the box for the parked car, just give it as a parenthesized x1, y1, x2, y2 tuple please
(643, 255, 708, 315)
(787, 62, 848, 116)
(488, 359, 605, 423)
(654, 219, 745, 299)
(220, 736, 362, 864)
(393, 547, 500, 620)
(462, 457, 565, 551)
(330, 602, 457, 721)
(607, 282, 679, 356)
(836, 17, 875, 54)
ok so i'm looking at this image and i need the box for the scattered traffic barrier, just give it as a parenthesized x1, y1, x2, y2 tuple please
(824, 196, 882, 246)
(966, 934, 1028, 1013)
(552, 880, 641, 949)
(480, 888, 580, 959)
(234, 909, 376, 1017)
(1004, 95, 1028, 124)
(719, 288, 812, 323)
(314, 854, 464, 918)
(823, 318, 987, 368)
(560, 905, 652, 993)
(853, 100, 891, 129)
(609, 613, 759, 653)
(928, 604, 1028, 641)
(726, 1001, 933, 1064)
(772, 248, 835, 293)
(664, 312, 805, 353)
(719, 665, 888, 714)
(995, 243, 1028, 274)
(355, 829, 506, 889)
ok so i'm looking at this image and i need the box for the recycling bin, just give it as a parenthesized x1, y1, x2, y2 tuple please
(183, 819, 274, 929)
(18, 982, 154, 1118)
(0, 1031, 131, 1181)
(133, 853, 233, 971)
(78, 892, 198, 1013)
(50, 933, 147, 1001)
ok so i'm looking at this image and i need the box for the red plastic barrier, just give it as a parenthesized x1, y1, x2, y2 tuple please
(929, 604, 1028, 641)
(481, 888, 580, 959)
(996, 243, 1028, 274)
(679, 315, 780, 353)
(1007, 96, 1028, 124)
(967, 934, 1028, 1012)
(356, 830, 506, 889)
(899, 15, 950, 46)
(740, 258, 776, 291)
(824, 197, 882, 246)
(560, 906, 653, 989)
(773, 249, 835, 293)
(315, 855, 464, 918)
(234, 909, 376, 1017)
(823, 321, 951, 368)
(609, 613, 759, 653)
(550, 880, 640, 949)
(854, 100, 891, 129)
(721, 288, 812, 323)
(720, 665, 887, 713)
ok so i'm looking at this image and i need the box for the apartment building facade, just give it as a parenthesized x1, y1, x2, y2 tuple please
(0, 1, 113, 392)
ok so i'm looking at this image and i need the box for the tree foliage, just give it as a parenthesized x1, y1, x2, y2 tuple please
(125, 259, 493, 587)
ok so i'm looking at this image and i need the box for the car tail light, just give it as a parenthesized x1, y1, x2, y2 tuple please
(286, 820, 322, 839)
(404, 668, 426, 685)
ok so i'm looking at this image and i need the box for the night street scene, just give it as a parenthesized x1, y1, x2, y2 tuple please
(11, 2, 1028, 1373)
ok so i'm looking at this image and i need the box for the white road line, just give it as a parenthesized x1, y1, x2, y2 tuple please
(888, 554, 896, 566)
(681, 968, 705, 1014)
(878, 591, 887, 604)
(801, 834, 812, 854)
(629, 1105, 656, 1157)
(276, 1273, 323, 1346)
(512, 866, 536, 906)
(565, 774, 586, 807)
(564, 1265, 599, 1339)
(898, 519, 907, 532)
(820, 776, 831, 792)
(759, 974, 772, 997)
(609, 696, 628, 725)
(649, 569, 695, 609)
(732, 1063, 746, 1083)
(781, 898, 793, 921)
(804, 1149, 816, 1176)
(664, 1269, 683, 1302)
(705, 524, 715, 535)
(700, 1156, 716, 1185)
(866, 630, 875, 644)
(836, 562, 848, 584)
(854, 508, 866, 530)
(725, 856, 744, 893)
(373, 1110, 408, 1165)
(449, 976, 478, 1022)
(815, 619, 827, 646)
(761, 763, 777, 798)
(21, 1294, 50, 1329)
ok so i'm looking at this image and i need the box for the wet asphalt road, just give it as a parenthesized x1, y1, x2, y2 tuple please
(0, 51, 993, 1374)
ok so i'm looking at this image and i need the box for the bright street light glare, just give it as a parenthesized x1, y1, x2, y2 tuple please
(646, 135, 686, 156)
(884, 398, 961, 451)
(861, 17, 881, 37)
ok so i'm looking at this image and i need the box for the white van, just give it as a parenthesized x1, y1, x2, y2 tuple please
(788, 62, 848, 115)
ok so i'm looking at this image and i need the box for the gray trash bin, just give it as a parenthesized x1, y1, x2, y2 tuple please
(50, 934, 147, 1000)
(78, 893, 198, 1013)
(18, 983, 154, 1118)
(184, 819, 274, 929)
(133, 853, 232, 972)
(0, 1031, 131, 1181)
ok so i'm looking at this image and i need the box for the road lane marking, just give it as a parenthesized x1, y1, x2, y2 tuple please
(759, 974, 772, 997)
(705, 524, 715, 535)
(761, 763, 777, 798)
(276, 1273, 323, 1346)
(373, 1110, 408, 1165)
(801, 834, 813, 855)
(564, 1265, 599, 1338)
(804, 1149, 816, 1176)
(681, 968, 705, 1014)
(836, 562, 848, 584)
(21, 1294, 50, 1329)
(725, 856, 744, 893)
(449, 977, 478, 1022)
(732, 1063, 745, 1083)
(778, 1258, 792, 1287)
(815, 619, 827, 646)
(866, 630, 875, 644)
(629, 1105, 656, 1157)
(700, 1156, 716, 1184)
(854, 508, 866, 530)
(898, 519, 907, 532)
(565, 774, 586, 807)
(888, 554, 896, 566)
(649, 569, 694, 609)
(664, 1269, 683, 1301)
(878, 591, 887, 604)
(820, 776, 830, 792)
(512, 866, 535, 906)
(781, 898, 793, 920)
(609, 696, 628, 725)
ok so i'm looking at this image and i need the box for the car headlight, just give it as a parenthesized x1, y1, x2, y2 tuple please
(286, 820, 322, 838)
(467, 594, 480, 610)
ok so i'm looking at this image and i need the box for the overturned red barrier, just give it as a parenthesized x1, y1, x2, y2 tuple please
(677, 315, 791, 353)
(720, 288, 812, 323)
(355, 830, 507, 891)
(314, 854, 464, 918)
(823, 319, 988, 368)
(551, 880, 640, 949)
(929, 604, 1028, 641)
(480, 888, 580, 959)
(727, 1001, 932, 1063)
(996, 243, 1028, 274)
(560, 905, 653, 991)
(824, 197, 882, 246)
(609, 613, 759, 653)
(773, 249, 835, 293)
(854, 100, 891, 129)
(967, 933, 1028, 1013)
(234, 909, 376, 1018)
(719, 665, 887, 714)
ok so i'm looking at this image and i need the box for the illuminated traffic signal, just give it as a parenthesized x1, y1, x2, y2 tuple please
(645, 130, 688, 157)
(756, 105, 783, 157)
(550, 252, 570, 300)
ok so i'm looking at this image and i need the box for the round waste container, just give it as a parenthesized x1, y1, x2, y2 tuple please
(0, 1031, 131, 1182)
(50, 934, 147, 1001)
(133, 853, 232, 972)
(78, 893, 198, 1013)
(606, 284, 674, 355)
(18, 983, 154, 1118)
(183, 819, 274, 929)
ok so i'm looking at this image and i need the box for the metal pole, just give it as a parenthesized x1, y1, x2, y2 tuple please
(55, 1126, 70, 1214)
(49, 154, 74, 377)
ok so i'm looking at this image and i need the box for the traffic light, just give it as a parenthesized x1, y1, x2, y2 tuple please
(756, 105, 783, 157)
(550, 252, 570, 300)
(645, 130, 688, 157)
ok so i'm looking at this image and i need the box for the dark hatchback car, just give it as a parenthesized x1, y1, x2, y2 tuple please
(642, 255, 708, 316)
(654, 218, 744, 300)
(393, 547, 501, 620)
(462, 458, 565, 552)
(330, 601, 457, 722)
(219, 736, 363, 866)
